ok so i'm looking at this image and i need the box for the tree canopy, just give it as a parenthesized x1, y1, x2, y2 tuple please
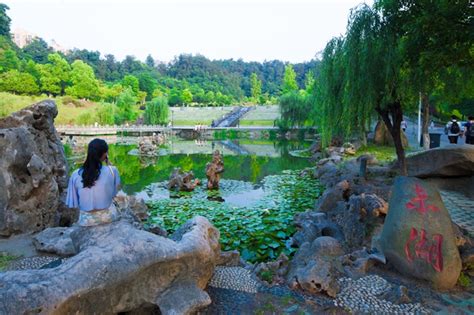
(306, 0, 472, 174)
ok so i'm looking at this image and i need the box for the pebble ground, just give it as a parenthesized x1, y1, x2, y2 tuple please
(335, 275, 430, 314)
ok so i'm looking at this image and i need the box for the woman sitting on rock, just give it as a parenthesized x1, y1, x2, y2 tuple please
(66, 138, 121, 226)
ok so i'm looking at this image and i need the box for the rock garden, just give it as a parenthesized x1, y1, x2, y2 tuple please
(0, 101, 473, 314)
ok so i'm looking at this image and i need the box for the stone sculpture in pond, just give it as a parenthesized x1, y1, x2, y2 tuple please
(168, 167, 201, 192)
(380, 176, 462, 289)
(206, 150, 225, 190)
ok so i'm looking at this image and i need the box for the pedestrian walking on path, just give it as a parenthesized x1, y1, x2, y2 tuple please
(401, 120, 407, 132)
(464, 116, 474, 145)
(445, 115, 462, 144)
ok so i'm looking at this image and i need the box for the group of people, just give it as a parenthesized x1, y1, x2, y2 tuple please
(445, 115, 474, 145)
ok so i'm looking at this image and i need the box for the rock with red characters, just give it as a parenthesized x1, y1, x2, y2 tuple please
(380, 176, 461, 289)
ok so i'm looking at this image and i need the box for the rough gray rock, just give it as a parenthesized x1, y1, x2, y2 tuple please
(32, 227, 76, 257)
(114, 193, 149, 221)
(406, 144, 474, 177)
(168, 167, 201, 192)
(315, 180, 351, 212)
(292, 211, 344, 247)
(287, 236, 344, 297)
(0, 100, 71, 236)
(0, 216, 220, 315)
(253, 253, 290, 284)
(380, 176, 462, 289)
(216, 250, 242, 267)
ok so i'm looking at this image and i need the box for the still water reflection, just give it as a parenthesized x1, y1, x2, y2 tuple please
(65, 137, 311, 205)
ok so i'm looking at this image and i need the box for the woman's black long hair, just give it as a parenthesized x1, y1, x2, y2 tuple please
(81, 138, 108, 188)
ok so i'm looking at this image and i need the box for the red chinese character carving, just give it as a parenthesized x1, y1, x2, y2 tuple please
(406, 184, 440, 214)
(404, 227, 443, 272)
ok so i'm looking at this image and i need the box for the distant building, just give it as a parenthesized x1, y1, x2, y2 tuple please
(12, 28, 37, 48)
(12, 28, 69, 53)
(49, 38, 69, 54)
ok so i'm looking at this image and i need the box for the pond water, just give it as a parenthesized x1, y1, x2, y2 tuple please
(65, 137, 321, 262)
(67, 137, 312, 205)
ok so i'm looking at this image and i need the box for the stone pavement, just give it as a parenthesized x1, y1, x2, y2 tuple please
(440, 190, 474, 237)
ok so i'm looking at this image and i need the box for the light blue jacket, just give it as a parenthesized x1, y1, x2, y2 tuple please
(66, 165, 121, 211)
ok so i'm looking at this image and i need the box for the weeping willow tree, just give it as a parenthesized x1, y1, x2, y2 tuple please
(144, 96, 169, 125)
(316, 37, 349, 146)
(316, 4, 410, 174)
(278, 91, 314, 128)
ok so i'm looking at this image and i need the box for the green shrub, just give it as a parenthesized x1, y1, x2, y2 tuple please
(144, 96, 169, 125)
(95, 103, 115, 125)
(76, 111, 95, 125)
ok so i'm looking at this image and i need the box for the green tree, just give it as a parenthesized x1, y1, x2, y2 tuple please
(137, 72, 158, 101)
(181, 88, 193, 105)
(144, 96, 169, 125)
(37, 53, 71, 96)
(0, 49, 19, 72)
(378, 0, 473, 149)
(304, 70, 315, 94)
(115, 87, 138, 124)
(281, 64, 298, 94)
(145, 54, 155, 68)
(122, 75, 140, 95)
(317, 4, 409, 173)
(23, 38, 52, 64)
(0, 70, 39, 95)
(250, 72, 262, 102)
(99, 83, 123, 103)
(279, 91, 312, 127)
(204, 90, 215, 105)
(0, 3, 11, 37)
(168, 88, 182, 106)
(65, 60, 99, 99)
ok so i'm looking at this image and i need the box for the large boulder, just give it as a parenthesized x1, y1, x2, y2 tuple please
(406, 145, 474, 177)
(380, 177, 462, 289)
(374, 120, 409, 148)
(0, 100, 71, 236)
(0, 216, 220, 314)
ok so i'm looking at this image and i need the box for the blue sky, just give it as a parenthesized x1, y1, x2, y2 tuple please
(5, 0, 371, 62)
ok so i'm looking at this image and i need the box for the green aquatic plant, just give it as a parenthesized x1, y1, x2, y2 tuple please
(147, 170, 322, 263)
(0, 253, 17, 271)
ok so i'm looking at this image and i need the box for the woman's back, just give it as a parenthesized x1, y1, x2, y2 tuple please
(67, 165, 121, 211)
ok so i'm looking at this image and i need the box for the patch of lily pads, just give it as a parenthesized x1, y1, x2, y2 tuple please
(146, 170, 322, 263)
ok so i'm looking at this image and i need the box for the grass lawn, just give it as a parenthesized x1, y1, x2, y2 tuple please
(0, 94, 280, 127)
(172, 120, 212, 126)
(355, 144, 416, 163)
(240, 105, 280, 126)
(170, 106, 233, 125)
(0, 92, 101, 125)
(239, 120, 275, 126)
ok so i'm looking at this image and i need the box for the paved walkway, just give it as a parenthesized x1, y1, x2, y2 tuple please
(440, 190, 474, 237)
